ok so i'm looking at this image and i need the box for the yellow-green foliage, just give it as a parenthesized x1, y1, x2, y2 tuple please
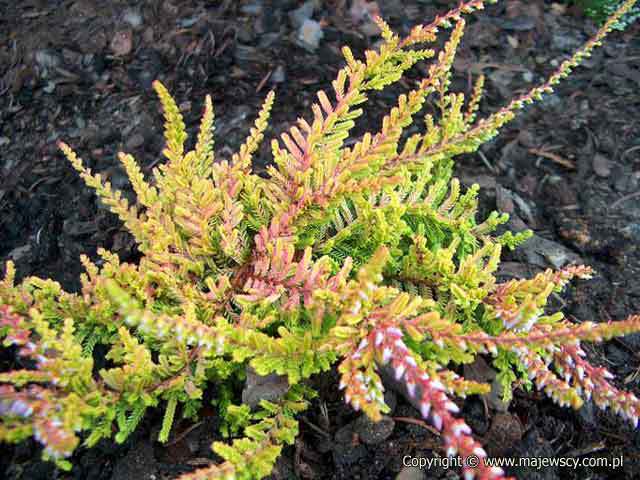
(1, 1, 639, 479)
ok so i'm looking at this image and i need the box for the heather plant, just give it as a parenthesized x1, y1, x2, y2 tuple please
(1, 0, 639, 479)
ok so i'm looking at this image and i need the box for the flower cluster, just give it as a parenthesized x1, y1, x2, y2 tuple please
(1, 0, 639, 478)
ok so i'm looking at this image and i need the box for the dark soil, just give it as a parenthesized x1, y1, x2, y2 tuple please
(1, 1, 640, 479)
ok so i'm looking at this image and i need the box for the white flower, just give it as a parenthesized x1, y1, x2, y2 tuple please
(381, 347, 392, 364)
(388, 327, 403, 338)
(407, 382, 416, 398)
(431, 380, 445, 391)
(432, 413, 443, 430)
(445, 401, 459, 413)
(473, 447, 487, 458)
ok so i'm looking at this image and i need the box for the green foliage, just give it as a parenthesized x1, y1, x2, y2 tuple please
(576, 0, 640, 29)
(1, 1, 639, 479)
(222, 403, 252, 438)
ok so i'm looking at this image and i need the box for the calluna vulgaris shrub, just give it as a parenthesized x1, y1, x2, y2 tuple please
(2, 0, 639, 478)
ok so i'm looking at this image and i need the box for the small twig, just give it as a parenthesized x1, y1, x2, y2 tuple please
(392, 416, 441, 436)
(565, 442, 607, 457)
(477, 149, 496, 173)
(609, 191, 640, 210)
(599, 430, 630, 444)
(621, 145, 640, 162)
(255, 69, 273, 94)
(528, 148, 576, 170)
(27, 177, 50, 193)
(300, 416, 331, 438)
(165, 421, 204, 447)
(214, 38, 233, 58)
(185, 457, 216, 467)
(145, 157, 163, 172)
(482, 396, 489, 422)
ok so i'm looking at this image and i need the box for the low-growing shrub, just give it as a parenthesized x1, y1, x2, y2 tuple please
(1, 0, 639, 478)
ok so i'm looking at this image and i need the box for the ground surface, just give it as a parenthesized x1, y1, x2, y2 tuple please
(1, 0, 639, 479)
